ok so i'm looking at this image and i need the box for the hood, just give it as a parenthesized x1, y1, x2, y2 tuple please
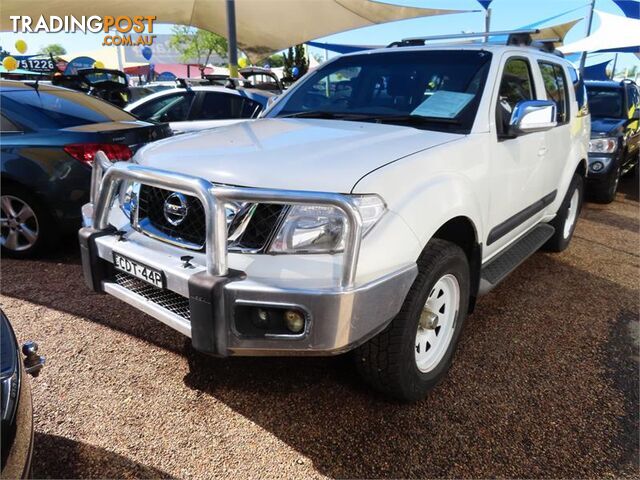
(590, 117, 626, 137)
(133, 118, 462, 192)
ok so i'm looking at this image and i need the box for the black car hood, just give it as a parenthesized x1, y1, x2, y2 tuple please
(590, 117, 626, 136)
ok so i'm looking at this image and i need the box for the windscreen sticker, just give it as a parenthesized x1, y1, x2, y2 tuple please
(411, 91, 475, 119)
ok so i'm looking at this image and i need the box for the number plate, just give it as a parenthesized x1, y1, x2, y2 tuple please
(113, 253, 164, 288)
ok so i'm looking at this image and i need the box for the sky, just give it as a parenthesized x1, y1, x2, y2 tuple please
(0, 0, 638, 74)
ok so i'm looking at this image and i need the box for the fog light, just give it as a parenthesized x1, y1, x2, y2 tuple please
(590, 161, 604, 172)
(284, 310, 305, 333)
(253, 308, 269, 328)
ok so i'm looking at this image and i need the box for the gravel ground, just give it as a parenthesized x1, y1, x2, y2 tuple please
(1, 178, 638, 479)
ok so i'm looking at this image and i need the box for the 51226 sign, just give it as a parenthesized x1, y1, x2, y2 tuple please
(19, 58, 55, 72)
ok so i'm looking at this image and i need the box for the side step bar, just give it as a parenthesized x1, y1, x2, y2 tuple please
(479, 224, 555, 295)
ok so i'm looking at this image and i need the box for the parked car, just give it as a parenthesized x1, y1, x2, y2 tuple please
(79, 35, 589, 402)
(129, 83, 174, 103)
(0, 80, 172, 258)
(52, 68, 132, 108)
(1, 310, 45, 479)
(585, 79, 640, 203)
(125, 84, 274, 134)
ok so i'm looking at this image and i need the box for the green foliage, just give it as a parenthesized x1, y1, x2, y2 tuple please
(39, 44, 66, 56)
(169, 26, 228, 67)
(262, 53, 284, 68)
(282, 44, 309, 81)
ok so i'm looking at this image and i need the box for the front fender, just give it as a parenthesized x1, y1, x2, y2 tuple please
(352, 143, 486, 250)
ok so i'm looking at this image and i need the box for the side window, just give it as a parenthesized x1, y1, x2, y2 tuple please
(195, 93, 263, 120)
(496, 57, 535, 136)
(131, 93, 194, 122)
(538, 62, 570, 124)
(625, 85, 638, 113)
(568, 66, 588, 115)
(0, 114, 22, 133)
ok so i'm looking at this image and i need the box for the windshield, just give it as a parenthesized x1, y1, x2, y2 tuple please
(586, 86, 623, 118)
(268, 50, 492, 132)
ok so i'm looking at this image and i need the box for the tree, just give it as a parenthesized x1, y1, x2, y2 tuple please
(282, 44, 309, 81)
(262, 53, 284, 68)
(169, 26, 228, 69)
(39, 44, 66, 56)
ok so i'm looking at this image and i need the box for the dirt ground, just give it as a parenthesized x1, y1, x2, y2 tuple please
(1, 178, 638, 479)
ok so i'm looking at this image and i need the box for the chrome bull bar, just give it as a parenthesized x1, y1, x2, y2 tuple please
(90, 153, 364, 289)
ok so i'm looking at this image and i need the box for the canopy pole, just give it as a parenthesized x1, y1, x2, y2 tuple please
(610, 52, 619, 79)
(226, 0, 238, 77)
(484, 8, 492, 43)
(579, 0, 596, 77)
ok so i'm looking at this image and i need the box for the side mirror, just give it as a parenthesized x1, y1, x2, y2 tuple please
(509, 100, 557, 136)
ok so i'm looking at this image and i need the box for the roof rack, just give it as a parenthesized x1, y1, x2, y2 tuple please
(387, 29, 565, 57)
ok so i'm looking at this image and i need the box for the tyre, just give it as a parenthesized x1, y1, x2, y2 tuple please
(355, 239, 470, 402)
(591, 165, 620, 204)
(543, 173, 583, 253)
(1, 185, 53, 258)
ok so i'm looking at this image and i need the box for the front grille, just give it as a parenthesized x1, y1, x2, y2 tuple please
(135, 185, 285, 252)
(232, 204, 285, 250)
(138, 185, 206, 247)
(114, 271, 190, 320)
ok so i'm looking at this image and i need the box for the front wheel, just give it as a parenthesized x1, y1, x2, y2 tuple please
(591, 165, 620, 204)
(355, 239, 470, 402)
(543, 173, 584, 252)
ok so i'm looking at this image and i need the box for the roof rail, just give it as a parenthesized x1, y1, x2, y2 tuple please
(389, 29, 540, 48)
(387, 29, 565, 57)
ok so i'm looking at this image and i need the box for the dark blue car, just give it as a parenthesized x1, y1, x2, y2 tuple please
(1, 80, 172, 257)
(585, 79, 640, 203)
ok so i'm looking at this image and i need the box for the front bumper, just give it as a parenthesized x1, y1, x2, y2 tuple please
(80, 158, 417, 356)
(587, 153, 618, 182)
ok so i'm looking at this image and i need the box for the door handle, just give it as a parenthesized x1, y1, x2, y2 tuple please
(537, 146, 548, 157)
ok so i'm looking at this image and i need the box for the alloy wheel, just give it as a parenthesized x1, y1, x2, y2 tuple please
(0, 195, 40, 252)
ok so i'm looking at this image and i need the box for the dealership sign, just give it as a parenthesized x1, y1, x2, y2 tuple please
(123, 35, 224, 65)
(64, 56, 96, 75)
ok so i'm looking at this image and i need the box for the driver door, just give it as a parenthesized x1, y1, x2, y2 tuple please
(485, 56, 551, 259)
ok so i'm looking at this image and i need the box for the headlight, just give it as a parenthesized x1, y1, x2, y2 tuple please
(588, 137, 618, 154)
(268, 194, 386, 254)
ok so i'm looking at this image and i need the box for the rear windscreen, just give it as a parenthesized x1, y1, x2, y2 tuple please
(0, 88, 137, 130)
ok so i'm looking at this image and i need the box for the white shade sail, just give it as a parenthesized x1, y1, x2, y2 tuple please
(559, 10, 640, 54)
(0, 0, 467, 62)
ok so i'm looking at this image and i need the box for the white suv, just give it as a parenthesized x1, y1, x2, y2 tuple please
(80, 37, 589, 401)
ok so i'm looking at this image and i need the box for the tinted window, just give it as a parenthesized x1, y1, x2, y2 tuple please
(195, 92, 263, 120)
(270, 50, 493, 133)
(539, 62, 570, 123)
(0, 114, 21, 132)
(131, 92, 195, 122)
(626, 84, 639, 112)
(586, 87, 623, 118)
(568, 66, 588, 114)
(496, 58, 535, 136)
(0, 88, 136, 130)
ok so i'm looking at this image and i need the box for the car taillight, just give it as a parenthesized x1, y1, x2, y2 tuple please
(63, 143, 133, 165)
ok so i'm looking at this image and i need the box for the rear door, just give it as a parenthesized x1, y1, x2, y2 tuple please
(536, 60, 573, 194)
(486, 55, 551, 259)
(176, 91, 264, 133)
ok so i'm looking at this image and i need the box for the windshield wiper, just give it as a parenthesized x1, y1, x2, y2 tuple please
(280, 111, 344, 119)
(279, 111, 380, 120)
(373, 114, 462, 126)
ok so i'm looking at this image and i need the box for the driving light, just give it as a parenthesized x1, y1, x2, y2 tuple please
(284, 310, 305, 333)
(588, 137, 618, 154)
(268, 194, 386, 254)
(590, 161, 604, 172)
